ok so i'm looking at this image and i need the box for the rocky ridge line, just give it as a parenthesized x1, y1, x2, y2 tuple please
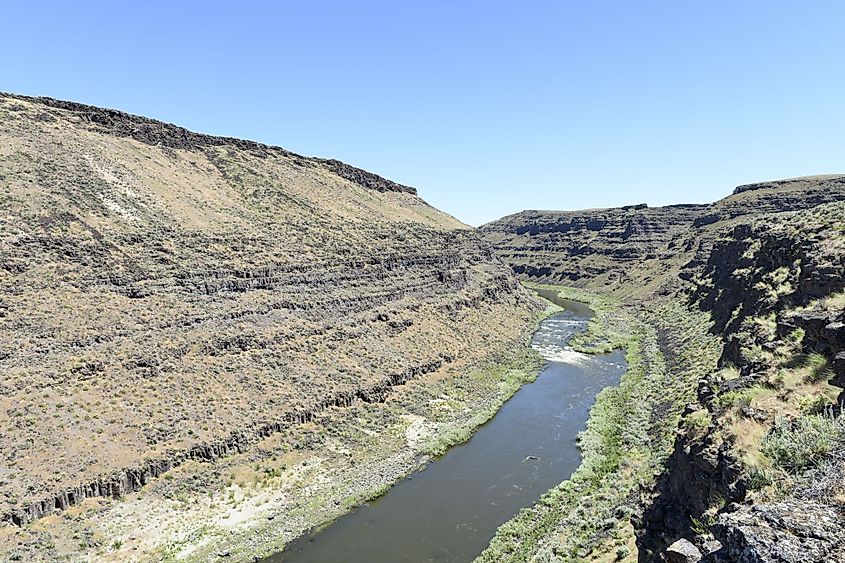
(482, 175, 845, 288)
(0, 93, 540, 539)
(1, 92, 416, 194)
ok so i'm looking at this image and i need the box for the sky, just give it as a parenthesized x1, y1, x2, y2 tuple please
(2, 1, 844, 226)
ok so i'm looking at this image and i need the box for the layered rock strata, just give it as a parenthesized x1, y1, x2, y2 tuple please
(481, 177, 845, 562)
(0, 93, 539, 526)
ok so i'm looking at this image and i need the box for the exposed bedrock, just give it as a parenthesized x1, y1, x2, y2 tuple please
(3, 92, 416, 194)
(481, 175, 845, 288)
(712, 500, 845, 562)
(480, 204, 706, 285)
(636, 407, 747, 560)
(4, 359, 445, 526)
(640, 201, 845, 562)
(480, 176, 845, 562)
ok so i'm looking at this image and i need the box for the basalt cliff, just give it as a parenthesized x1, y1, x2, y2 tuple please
(0, 94, 540, 560)
(482, 176, 845, 562)
(482, 176, 845, 292)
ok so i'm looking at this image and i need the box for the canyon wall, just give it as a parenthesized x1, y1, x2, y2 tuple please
(641, 199, 845, 561)
(480, 203, 706, 286)
(0, 94, 539, 526)
(482, 176, 845, 562)
(482, 176, 845, 292)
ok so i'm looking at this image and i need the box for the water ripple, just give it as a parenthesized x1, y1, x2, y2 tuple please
(530, 313, 590, 364)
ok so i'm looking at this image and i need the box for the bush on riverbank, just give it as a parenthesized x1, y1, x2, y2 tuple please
(476, 286, 718, 562)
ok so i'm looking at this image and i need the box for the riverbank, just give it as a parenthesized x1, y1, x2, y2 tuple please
(161, 305, 556, 562)
(274, 301, 625, 562)
(476, 284, 720, 562)
(4, 296, 557, 562)
(6, 284, 712, 563)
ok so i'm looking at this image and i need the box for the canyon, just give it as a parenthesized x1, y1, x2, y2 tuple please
(0, 93, 540, 561)
(2, 92, 845, 563)
(482, 176, 845, 561)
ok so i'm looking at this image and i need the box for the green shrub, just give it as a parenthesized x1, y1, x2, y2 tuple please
(684, 410, 712, 439)
(690, 514, 715, 536)
(745, 466, 774, 490)
(804, 353, 833, 382)
(761, 412, 841, 473)
(798, 394, 830, 415)
(718, 386, 770, 409)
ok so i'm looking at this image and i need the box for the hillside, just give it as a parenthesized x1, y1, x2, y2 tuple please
(481, 176, 845, 292)
(632, 198, 845, 561)
(0, 94, 540, 560)
(5, 91, 844, 562)
(480, 203, 707, 285)
(479, 179, 845, 561)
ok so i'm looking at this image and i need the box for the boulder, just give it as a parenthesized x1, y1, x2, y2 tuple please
(712, 501, 845, 562)
(665, 538, 703, 562)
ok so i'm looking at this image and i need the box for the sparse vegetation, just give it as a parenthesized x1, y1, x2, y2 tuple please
(0, 93, 542, 561)
(422, 353, 542, 457)
(4, 90, 845, 563)
(684, 410, 712, 439)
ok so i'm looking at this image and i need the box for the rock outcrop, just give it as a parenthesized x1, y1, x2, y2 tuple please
(665, 538, 703, 563)
(479, 204, 707, 285)
(5, 94, 417, 195)
(713, 501, 845, 562)
(791, 308, 845, 385)
(482, 176, 845, 291)
(639, 200, 845, 561)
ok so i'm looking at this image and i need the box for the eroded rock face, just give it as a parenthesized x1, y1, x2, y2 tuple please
(792, 309, 845, 362)
(712, 501, 845, 562)
(686, 218, 845, 340)
(695, 176, 845, 227)
(481, 176, 845, 289)
(5, 94, 417, 195)
(639, 201, 845, 561)
(0, 94, 539, 525)
(481, 178, 845, 562)
(640, 419, 746, 561)
(479, 204, 707, 285)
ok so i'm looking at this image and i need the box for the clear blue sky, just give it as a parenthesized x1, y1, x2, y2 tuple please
(3, 1, 843, 225)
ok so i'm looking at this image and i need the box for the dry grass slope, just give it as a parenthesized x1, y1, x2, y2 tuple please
(0, 93, 539, 538)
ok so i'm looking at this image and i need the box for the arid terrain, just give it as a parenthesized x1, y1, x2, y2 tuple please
(3, 92, 845, 563)
(0, 94, 542, 561)
(481, 175, 845, 291)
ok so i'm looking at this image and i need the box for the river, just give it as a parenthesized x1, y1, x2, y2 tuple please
(266, 293, 625, 562)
